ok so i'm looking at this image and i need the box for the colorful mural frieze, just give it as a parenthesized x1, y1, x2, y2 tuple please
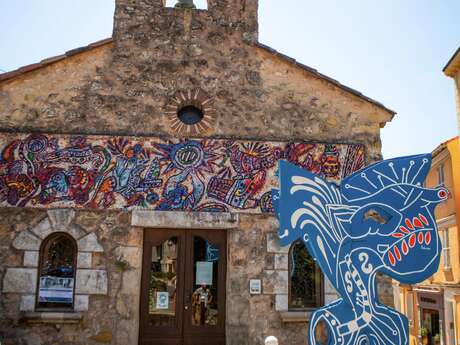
(273, 155, 448, 345)
(0, 133, 365, 212)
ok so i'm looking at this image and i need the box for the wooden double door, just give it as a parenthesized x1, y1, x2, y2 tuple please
(139, 229, 227, 345)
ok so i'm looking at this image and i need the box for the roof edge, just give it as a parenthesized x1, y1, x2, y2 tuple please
(256, 43, 396, 117)
(0, 38, 113, 83)
(443, 47, 460, 77)
(0, 37, 396, 119)
(432, 136, 459, 158)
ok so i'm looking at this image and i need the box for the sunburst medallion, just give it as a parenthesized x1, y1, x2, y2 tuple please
(165, 89, 216, 136)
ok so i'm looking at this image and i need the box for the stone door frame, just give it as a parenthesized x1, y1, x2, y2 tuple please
(131, 210, 239, 345)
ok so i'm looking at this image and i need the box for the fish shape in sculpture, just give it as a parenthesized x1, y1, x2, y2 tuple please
(272, 154, 448, 345)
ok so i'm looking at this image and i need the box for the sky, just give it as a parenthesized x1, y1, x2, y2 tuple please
(0, 0, 459, 159)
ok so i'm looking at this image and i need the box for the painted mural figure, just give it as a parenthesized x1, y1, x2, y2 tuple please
(0, 133, 366, 212)
(273, 155, 449, 345)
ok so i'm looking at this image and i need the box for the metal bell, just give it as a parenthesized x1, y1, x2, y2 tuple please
(175, 0, 196, 8)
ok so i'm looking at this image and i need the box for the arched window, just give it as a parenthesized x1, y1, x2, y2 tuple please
(289, 240, 324, 309)
(36, 233, 77, 310)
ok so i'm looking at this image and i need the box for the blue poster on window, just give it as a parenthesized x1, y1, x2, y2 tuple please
(205, 242, 219, 262)
(156, 291, 169, 310)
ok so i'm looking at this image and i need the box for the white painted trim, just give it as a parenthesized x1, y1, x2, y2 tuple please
(280, 311, 313, 322)
(432, 149, 450, 167)
(437, 214, 457, 228)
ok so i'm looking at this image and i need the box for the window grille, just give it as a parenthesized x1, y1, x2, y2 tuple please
(288, 240, 323, 309)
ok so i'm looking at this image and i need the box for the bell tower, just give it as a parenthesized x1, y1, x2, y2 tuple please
(113, 0, 259, 46)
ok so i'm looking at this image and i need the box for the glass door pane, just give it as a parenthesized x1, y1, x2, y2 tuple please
(190, 236, 220, 326)
(148, 236, 179, 327)
(140, 229, 185, 345)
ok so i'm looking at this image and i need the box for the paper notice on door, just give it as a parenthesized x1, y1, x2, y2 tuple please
(156, 291, 169, 309)
(196, 261, 213, 286)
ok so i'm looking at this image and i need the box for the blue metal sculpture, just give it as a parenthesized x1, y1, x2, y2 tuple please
(273, 154, 448, 345)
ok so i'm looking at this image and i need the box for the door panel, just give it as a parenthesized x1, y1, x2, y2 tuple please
(184, 230, 227, 344)
(140, 229, 185, 345)
(139, 229, 226, 345)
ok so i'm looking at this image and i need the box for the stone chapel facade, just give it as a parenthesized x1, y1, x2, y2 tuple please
(0, 1, 396, 344)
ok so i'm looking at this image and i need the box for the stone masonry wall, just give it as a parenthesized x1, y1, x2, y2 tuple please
(0, 208, 143, 345)
(227, 214, 340, 345)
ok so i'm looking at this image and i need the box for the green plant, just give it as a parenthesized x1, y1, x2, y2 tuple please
(114, 259, 129, 271)
(434, 334, 441, 342)
(420, 327, 429, 337)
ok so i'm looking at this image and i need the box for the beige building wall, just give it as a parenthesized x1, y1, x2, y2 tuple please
(395, 138, 460, 345)
(455, 70, 460, 135)
(444, 48, 460, 137)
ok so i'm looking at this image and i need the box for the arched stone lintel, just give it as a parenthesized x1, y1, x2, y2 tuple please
(12, 209, 103, 252)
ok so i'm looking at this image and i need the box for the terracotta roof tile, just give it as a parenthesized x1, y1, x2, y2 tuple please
(17, 63, 43, 73)
(40, 55, 67, 65)
(0, 38, 113, 83)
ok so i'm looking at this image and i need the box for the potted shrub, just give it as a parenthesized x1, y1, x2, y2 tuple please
(433, 333, 441, 345)
(420, 328, 429, 345)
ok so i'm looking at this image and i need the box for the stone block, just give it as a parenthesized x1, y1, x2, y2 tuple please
(226, 295, 250, 326)
(274, 253, 288, 270)
(121, 269, 141, 295)
(325, 293, 339, 305)
(23, 251, 39, 267)
(74, 295, 89, 311)
(30, 218, 52, 239)
(12, 230, 41, 251)
(3, 268, 37, 293)
(90, 331, 112, 343)
(115, 319, 140, 345)
(230, 247, 248, 267)
(77, 252, 92, 269)
(112, 225, 142, 246)
(324, 276, 337, 295)
(266, 233, 289, 254)
(23, 312, 83, 323)
(114, 246, 141, 268)
(263, 270, 288, 294)
(78, 233, 103, 252)
(47, 208, 75, 229)
(20, 295, 36, 311)
(227, 326, 250, 345)
(75, 269, 108, 295)
(131, 210, 239, 229)
(66, 224, 87, 240)
(116, 293, 133, 318)
(275, 294, 288, 311)
(264, 254, 275, 270)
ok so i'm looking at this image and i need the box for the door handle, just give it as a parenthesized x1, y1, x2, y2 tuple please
(185, 291, 191, 311)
